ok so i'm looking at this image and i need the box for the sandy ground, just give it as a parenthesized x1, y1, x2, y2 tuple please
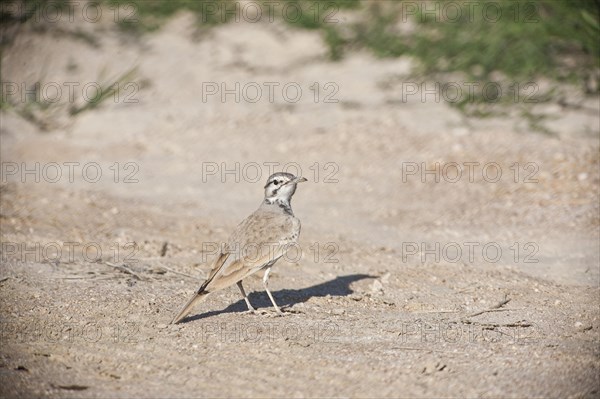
(1, 8, 599, 398)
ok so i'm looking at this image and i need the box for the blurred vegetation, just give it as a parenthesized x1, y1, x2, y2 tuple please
(280, 0, 599, 114)
(317, 1, 599, 78)
(105, 0, 599, 96)
(0, 67, 138, 131)
(2, 0, 599, 127)
(3, 0, 598, 85)
(107, 0, 238, 31)
(0, 1, 138, 128)
(0, 0, 66, 26)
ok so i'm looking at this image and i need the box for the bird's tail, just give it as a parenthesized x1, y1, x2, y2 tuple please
(171, 291, 210, 324)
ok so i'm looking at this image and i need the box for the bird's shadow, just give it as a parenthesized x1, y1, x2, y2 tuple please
(181, 273, 375, 323)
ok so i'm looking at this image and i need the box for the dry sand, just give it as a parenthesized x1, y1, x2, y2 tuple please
(1, 9, 599, 398)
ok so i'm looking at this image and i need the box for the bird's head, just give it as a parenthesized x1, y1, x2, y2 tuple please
(263, 172, 307, 202)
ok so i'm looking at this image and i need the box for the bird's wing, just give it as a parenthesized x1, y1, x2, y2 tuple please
(171, 251, 229, 324)
(204, 210, 300, 292)
(198, 251, 230, 292)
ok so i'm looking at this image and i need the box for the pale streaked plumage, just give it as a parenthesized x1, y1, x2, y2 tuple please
(172, 172, 307, 324)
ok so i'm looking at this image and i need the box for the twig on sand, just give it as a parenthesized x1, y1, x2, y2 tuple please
(156, 265, 197, 280)
(472, 307, 524, 314)
(412, 310, 460, 314)
(392, 346, 466, 355)
(465, 296, 511, 318)
(105, 262, 143, 280)
(458, 296, 531, 329)
(55, 275, 116, 281)
(55, 275, 96, 280)
(480, 321, 532, 328)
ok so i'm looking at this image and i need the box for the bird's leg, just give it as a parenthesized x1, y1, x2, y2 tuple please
(263, 266, 283, 316)
(237, 281, 256, 313)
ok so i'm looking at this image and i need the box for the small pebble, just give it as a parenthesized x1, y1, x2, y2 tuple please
(422, 362, 446, 374)
(575, 322, 592, 332)
(371, 280, 384, 294)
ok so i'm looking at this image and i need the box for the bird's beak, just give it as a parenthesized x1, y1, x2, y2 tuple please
(294, 177, 308, 184)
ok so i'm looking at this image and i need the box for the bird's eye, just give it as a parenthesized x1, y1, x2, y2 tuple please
(273, 180, 279, 185)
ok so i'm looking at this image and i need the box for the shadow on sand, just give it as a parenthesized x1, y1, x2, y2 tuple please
(180, 273, 375, 323)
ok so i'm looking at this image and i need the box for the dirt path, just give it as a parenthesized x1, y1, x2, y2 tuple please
(1, 11, 599, 398)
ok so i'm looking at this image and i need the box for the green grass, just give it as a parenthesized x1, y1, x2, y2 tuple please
(0, 0, 72, 25)
(4, 0, 598, 90)
(0, 67, 138, 130)
(107, 0, 238, 32)
(103, 0, 599, 95)
(408, 1, 599, 82)
(269, 0, 361, 30)
(318, 0, 598, 121)
(69, 68, 138, 115)
(2, 0, 598, 128)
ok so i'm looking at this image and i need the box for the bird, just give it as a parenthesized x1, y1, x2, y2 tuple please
(171, 172, 307, 324)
